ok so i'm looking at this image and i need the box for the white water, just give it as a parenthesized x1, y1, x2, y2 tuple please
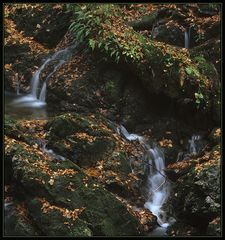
(117, 125, 144, 142)
(177, 134, 203, 162)
(184, 30, 189, 49)
(12, 46, 74, 108)
(117, 125, 174, 232)
(188, 134, 202, 155)
(31, 58, 51, 98)
(15, 73, 20, 95)
(42, 143, 65, 161)
(39, 59, 66, 102)
(144, 146, 171, 227)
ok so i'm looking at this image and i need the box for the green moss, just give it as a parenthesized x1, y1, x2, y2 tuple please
(193, 55, 218, 80)
(47, 113, 116, 167)
(4, 115, 24, 137)
(105, 151, 131, 177)
(68, 3, 219, 112)
(28, 198, 93, 236)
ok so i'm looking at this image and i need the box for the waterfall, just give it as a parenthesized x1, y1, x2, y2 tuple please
(42, 142, 65, 161)
(117, 125, 144, 142)
(15, 73, 20, 95)
(176, 134, 203, 162)
(184, 30, 189, 49)
(39, 59, 66, 102)
(188, 134, 202, 155)
(117, 125, 174, 230)
(144, 146, 171, 227)
(184, 26, 192, 49)
(32, 48, 72, 101)
(12, 46, 74, 108)
(31, 58, 51, 99)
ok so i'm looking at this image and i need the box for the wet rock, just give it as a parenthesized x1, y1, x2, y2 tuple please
(4, 16, 50, 93)
(4, 202, 39, 236)
(28, 198, 92, 237)
(129, 12, 158, 31)
(9, 4, 72, 49)
(121, 84, 148, 130)
(166, 146, 221, 235)
(208, 128, 221, 146)
(167, 221, 200, 236)
(101, 69, 124, 105)
(206, 217, 221, 236)
(45, 113, 116, 168)
(153, 24, 184, 47)
(5, 136, 142, 236)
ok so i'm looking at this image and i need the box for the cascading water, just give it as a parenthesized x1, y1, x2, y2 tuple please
(117, 125, 144, 142)
(144, 146, 171, 227)
(39, 59, 66, 102)
(31, 58, 51, 99)
(176, 134, 203, 162)
(184, 30, 189, 49)
(117, 125, 174, 234)
(15, 73, 20, 95)
(188, 134, 202, 155)
(12, 46, 74, 108)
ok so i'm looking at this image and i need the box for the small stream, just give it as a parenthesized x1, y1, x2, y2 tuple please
(117, 125, 174, 235)
(5, 43, 205, 236)
(117, 125, 204, 236)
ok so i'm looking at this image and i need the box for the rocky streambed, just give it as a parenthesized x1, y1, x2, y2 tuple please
(4, 3, 221, 237)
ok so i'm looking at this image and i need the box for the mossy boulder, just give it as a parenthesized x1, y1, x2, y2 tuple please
(45, 113, 116, 167)
(208, 128, 221, 146)
(101, 69, 124, 104)
(121, 84, 148, 130)
(166, 147, 221, 235)
(4, 12, 50, 93)
(4, 115, 23, 138)
(5, 135, 142, 236)
(129, 12, 158, 31)
(4, 203, 39, 236)
(28, 198, 92, 237)
(68, 3, 220, 125)
(153, 24, 184, 47)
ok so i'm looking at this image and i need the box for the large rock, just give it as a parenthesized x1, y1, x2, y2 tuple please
(4, 14, 50, 93)
(45, 113, 116, 168)
(5, 134, 142, 236)
(8, 4, 72, 49)
(4, 202, 39, 236)
(166, 145, 221, 235)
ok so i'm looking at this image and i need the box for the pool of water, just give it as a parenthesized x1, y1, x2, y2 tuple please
(4, 91, 58, 120)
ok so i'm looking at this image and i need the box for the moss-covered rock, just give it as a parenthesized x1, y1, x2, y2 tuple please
(28, 198, 92, 237)
(4, 203, 39, 236)
(45, 113, 116, 167)
(167, 221, 200, 236)
(153, 24, 184, 47)
(4, 10, 50, 93)
(166, 146, 221, 235)
(101, 69, 124, 104)
(208, 128, 221, 146)
(67, 3, 220, 125)
(4, 115, 23, 138)
(5, 134, 142, 236)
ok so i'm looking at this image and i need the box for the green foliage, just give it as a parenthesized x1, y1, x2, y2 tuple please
(185, 66, 200, 78)
(67, 3, 214, 111)
(193, 55, 217, 78)
(68, 4, 145, 64)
